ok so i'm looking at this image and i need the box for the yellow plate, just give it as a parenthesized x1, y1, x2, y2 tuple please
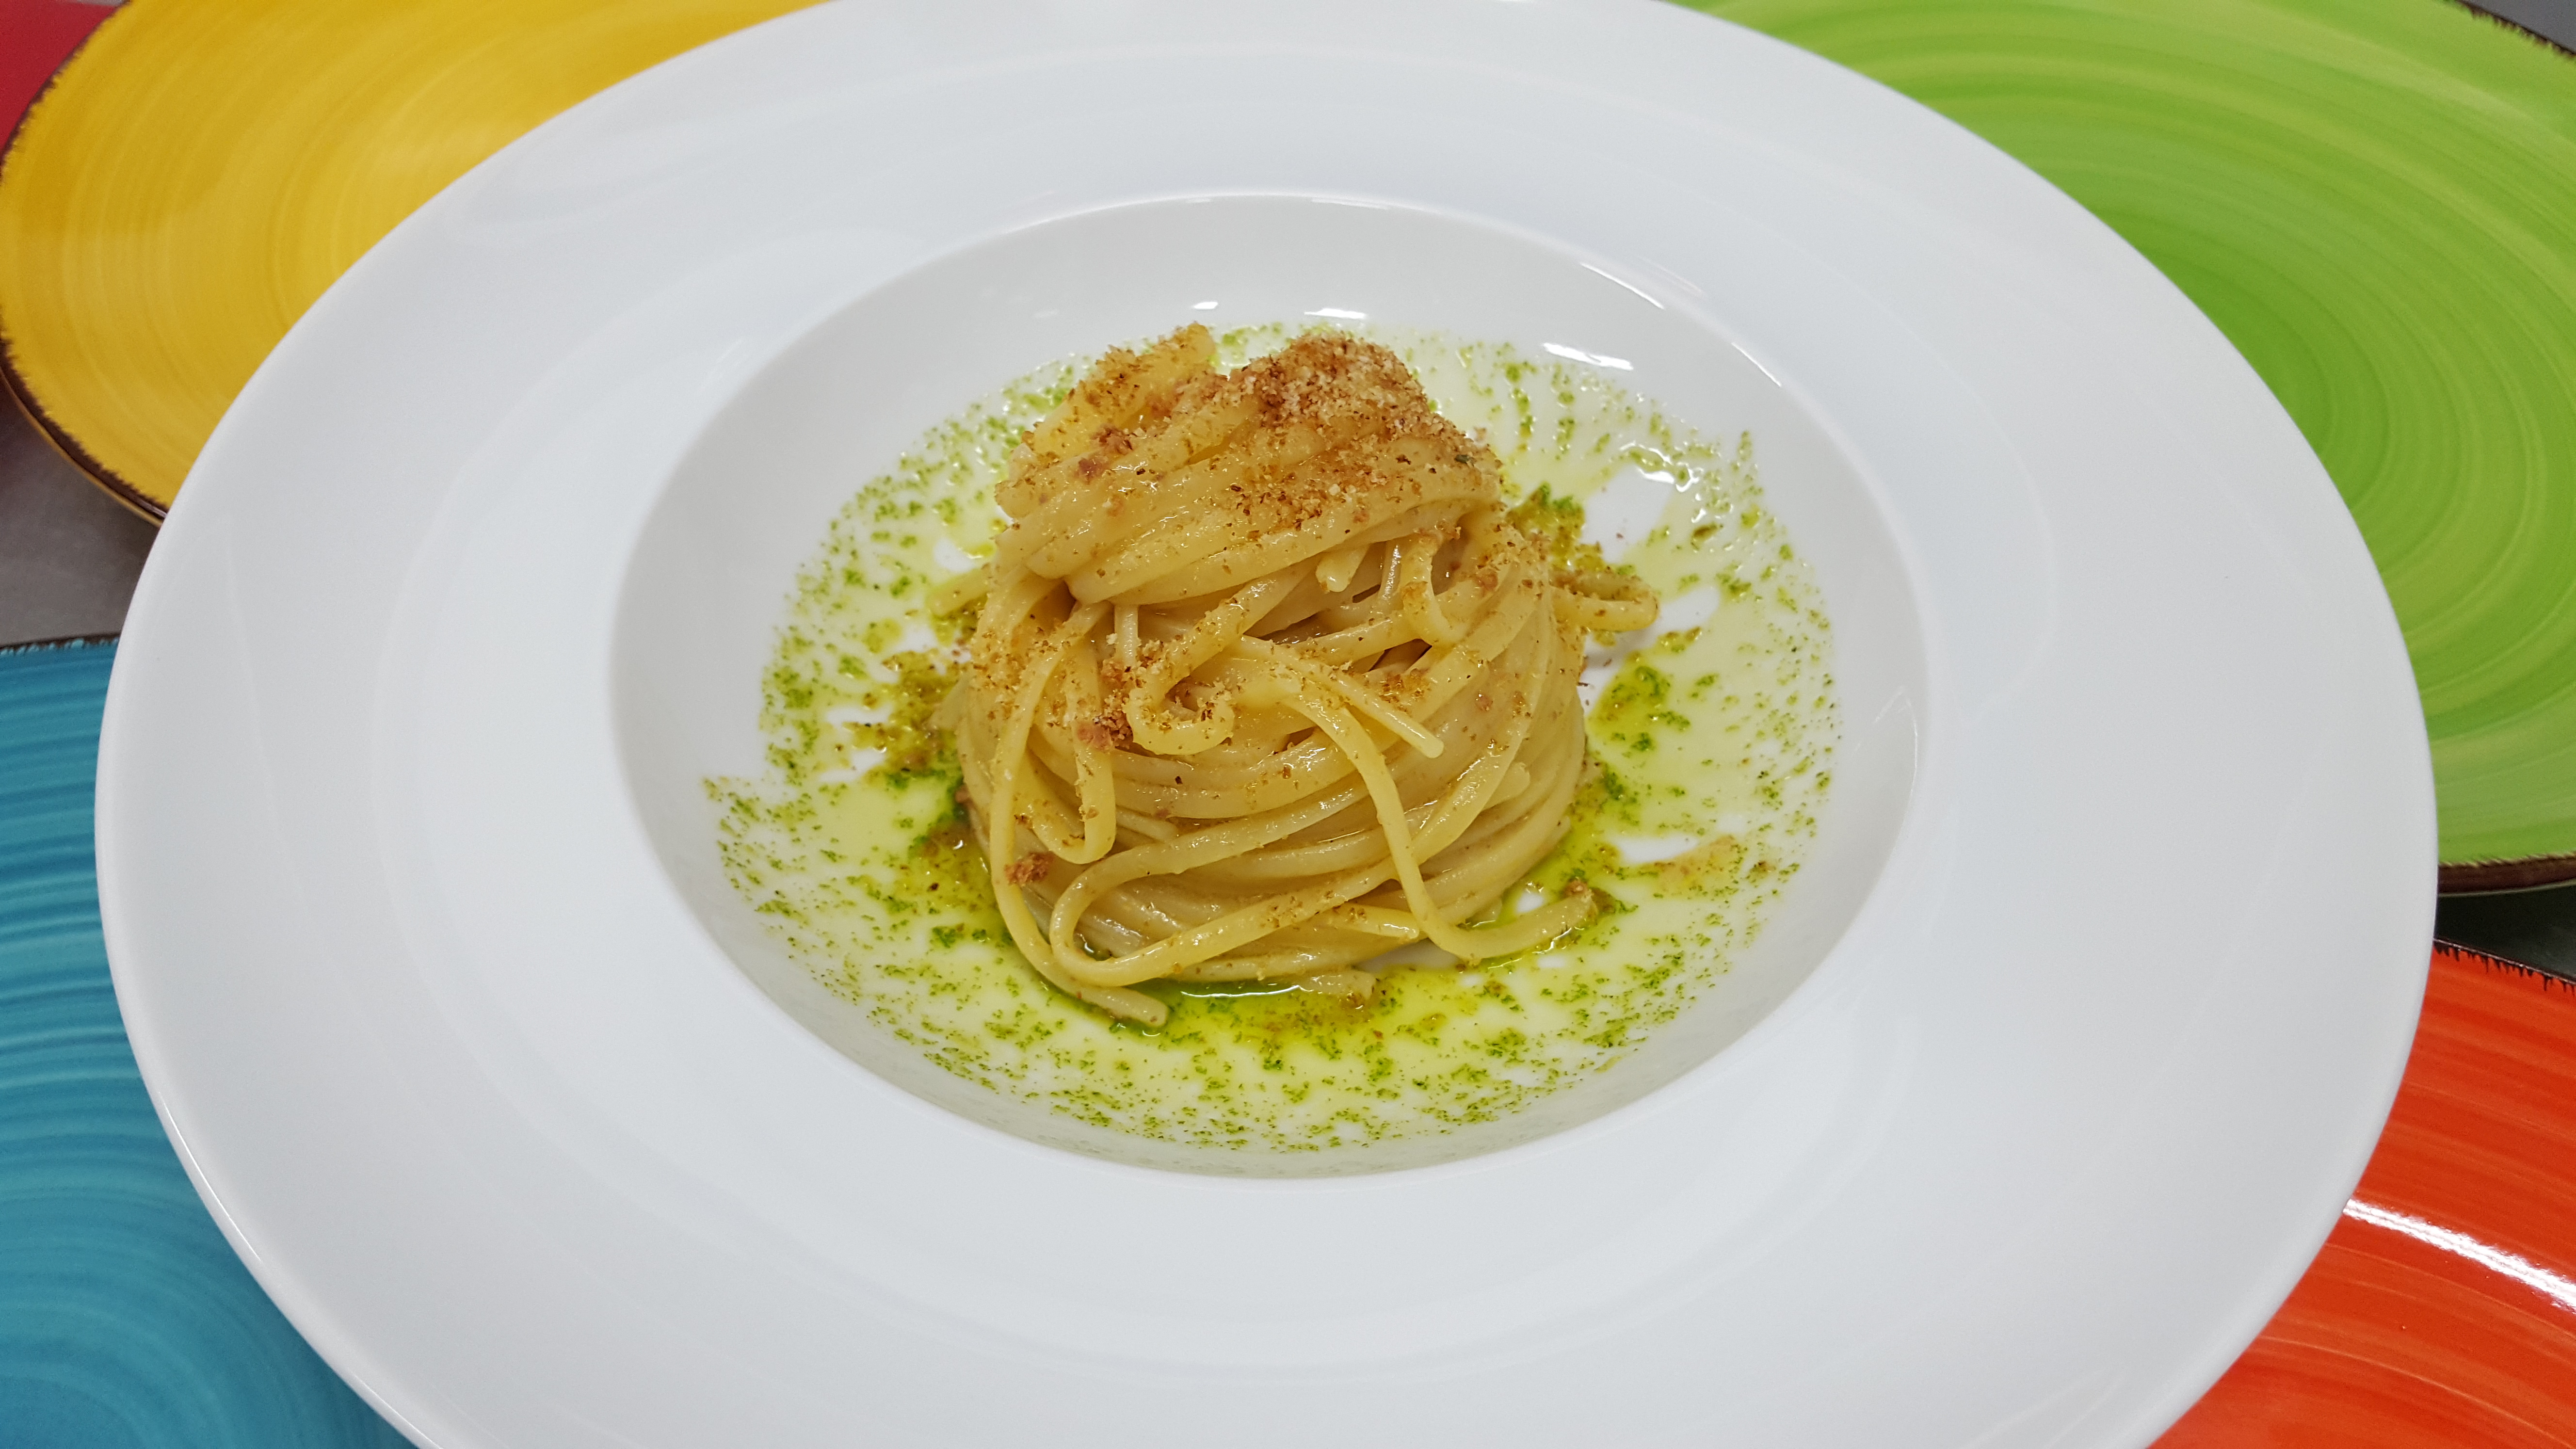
(0, 0, 816, 517)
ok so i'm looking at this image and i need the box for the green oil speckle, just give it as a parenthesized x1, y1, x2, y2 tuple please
(708, 328, 1836, 1153)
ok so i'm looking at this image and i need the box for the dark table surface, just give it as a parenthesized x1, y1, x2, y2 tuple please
(0, 402, 153, 645)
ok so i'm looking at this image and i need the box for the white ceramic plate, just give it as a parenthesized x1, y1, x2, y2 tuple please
(97, 2, 2434, 1445)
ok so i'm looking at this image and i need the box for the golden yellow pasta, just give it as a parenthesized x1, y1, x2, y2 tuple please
(941, 326, 1658, 1026)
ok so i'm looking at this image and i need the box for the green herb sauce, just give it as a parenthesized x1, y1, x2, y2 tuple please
(709, 327, 1835, 1153)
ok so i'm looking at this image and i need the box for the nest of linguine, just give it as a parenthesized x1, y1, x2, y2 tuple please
(940, 325, 1655, 1025)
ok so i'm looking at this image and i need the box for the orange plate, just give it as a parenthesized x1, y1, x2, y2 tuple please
(2161, 945, 2576, 1445)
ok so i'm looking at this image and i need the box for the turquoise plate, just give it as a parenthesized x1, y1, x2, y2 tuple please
(0, 641, 402, 1446)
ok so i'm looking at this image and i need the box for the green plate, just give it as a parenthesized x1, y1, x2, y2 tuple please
(1690, 0, 2576, 887)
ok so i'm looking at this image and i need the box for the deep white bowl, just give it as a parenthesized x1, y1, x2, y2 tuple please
(97, 2, 2433, 1445)
(614, 194, 1927, 1173)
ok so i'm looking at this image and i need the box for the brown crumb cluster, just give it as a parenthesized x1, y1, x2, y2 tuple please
(968, 324, 1523, 718)
(1073, 710, 1131, 751)
(1207, 334, 1490, 534)
(1011, 326, 1496, 536)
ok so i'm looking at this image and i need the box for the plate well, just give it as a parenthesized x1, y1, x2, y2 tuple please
(611, 195, 1927, 1173)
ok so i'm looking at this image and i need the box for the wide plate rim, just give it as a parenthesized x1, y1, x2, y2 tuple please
(95, 3, 2435, 1445)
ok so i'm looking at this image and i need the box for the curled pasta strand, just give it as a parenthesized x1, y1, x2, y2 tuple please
(1555, 567, 1659, 633)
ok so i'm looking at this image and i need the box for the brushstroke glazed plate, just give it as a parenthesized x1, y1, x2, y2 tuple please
(0, 640, 407, 1446)
(0, 0, 820, 517)
(2163, 946, 2576, 1446)
(94, 2, 2433, 1445)
(1695, 0, 2576, 882)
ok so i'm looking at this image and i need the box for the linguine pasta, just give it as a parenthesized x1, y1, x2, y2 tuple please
(943, 326, 1656, 1025)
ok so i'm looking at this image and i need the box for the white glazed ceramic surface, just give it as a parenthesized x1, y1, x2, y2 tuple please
(96, 3, 2433, 1447)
